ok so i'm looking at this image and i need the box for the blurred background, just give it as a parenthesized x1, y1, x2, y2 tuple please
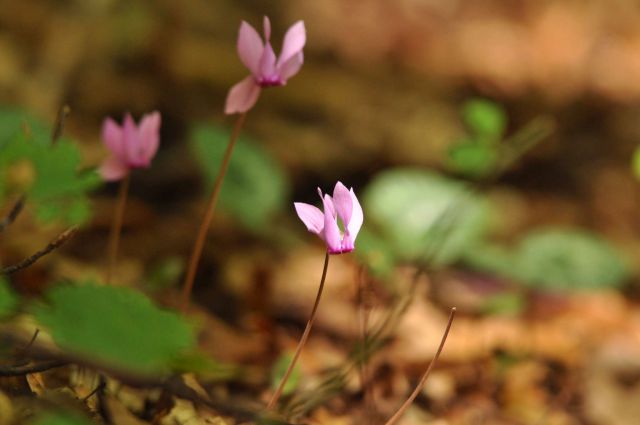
(3, 0, 640, 424)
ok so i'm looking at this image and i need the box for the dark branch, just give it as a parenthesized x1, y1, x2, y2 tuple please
(0, 196, 26, 232)
(51, 105, 71, 144)
(2, 227, 77, 275)
(0, 359, 68, 377)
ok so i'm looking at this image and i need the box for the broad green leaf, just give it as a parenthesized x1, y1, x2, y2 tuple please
(0, 278, 19, 318)
(480, 293, 525, 316)
(32, 283, 196, 374)
(0, 106, 50, 148)
(448, 141, 498, 178)
(462, 98, 506, 141)
(363, 169, 491, 266)
(271, 352, 301, 396)
(30, 411, 93, 425)
(190, 124, 289, 231)
(514, 229, 629, 291)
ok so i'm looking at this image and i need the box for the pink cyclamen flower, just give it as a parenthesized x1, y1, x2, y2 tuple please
(295, 182, 364, 255)
(225, 16, 306, 114)
(100, 111, 161, 181)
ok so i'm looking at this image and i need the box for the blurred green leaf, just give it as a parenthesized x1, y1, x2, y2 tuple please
(514, 229, 629, 291)
(271, 352, 301, 397)
(0, 278, 19, 318)
(30, 411, 92, 425)
(0, 106, 50, 148)
(462, 98, 506, 141)
(355, 228, 397, 277)
(480, 293, 525, 316)
(32, 283, 196, 374)
(145, 256, 184, 290)
(363, 169, 491, 266)
(448, 141, 498, 178)
(464, 228, 629, 291)
(190, 124, 289, 231)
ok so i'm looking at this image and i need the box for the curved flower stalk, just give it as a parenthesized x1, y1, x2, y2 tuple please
(225, 16, 306, 114)
(267, 182, 363, 410)
(100, 112, 161, 181)
(100, 111, 161, 284)
(294, 181, 363, 254)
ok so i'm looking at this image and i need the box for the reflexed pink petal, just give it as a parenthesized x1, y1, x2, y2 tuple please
(332, 181, 353, 227)
(294, 202, 324, 234)
(224, 76, 262, 114)
(347, 188, 363, 241)
(259, 42, 277, 79)
(102, 118, 124, 159)
(277, 52, 303, 82)
(122, 113, 141, 165)
(137, 111, 161, 163)
(99, 156, 129, 181)
(263, 16, 271, 40)
(278, 21, 306, 67)
(238, 21, 264, 76)
(322, 194, 341, 253)
(317, 187, 336, 218)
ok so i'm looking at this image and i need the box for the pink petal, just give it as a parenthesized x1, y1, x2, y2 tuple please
(101, 118, 124, 159)
(237, 21, 264, 76)
(259, 42, 277, 79)
(263, 16, 271, 41)
(347, 188, 363, 242)
(99, 156, 129, 182)
(294, 202, 324, 234)
(332, 181, 353, 227)
(137, 111, 161, 164)
(224, 76, 262, 114)
(322, 194, 341, 253)
(277, 52, 304, 82)
(277, 21, 306, 68)
(122, 113, 140, 166)
(317, 187, 335, 217)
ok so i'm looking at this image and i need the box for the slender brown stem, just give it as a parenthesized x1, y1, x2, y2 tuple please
(2, 227, 77, 275)
(106, 174, 130, 284)
(267, 251, 330, 410)
(0, 196, 26, 232)
(179, 112, 247, 312)
(383, 307, 456, 425)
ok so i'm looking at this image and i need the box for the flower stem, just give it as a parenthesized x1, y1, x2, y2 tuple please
(383, 307, 456, 425)
(106, 174, 130, 285)
(180, 112, 247, 313)
(267, 251, 330, 410)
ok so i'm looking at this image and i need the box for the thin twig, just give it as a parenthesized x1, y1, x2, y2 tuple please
(1, 227, 77, 275)
(0, 196, 26, 232)
(180, 112, 247, 312)
(383, 307, 456, 425)
(106, 174, 130, 284)
(0, 359, 68, 377)
(267, 251, 330, 410)
(51, 105, 71, 144)
(81, 379, 106, 402)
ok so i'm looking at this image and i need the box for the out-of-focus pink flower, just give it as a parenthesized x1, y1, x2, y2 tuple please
(225, 16, 306, 115)
(295, 181, 363, 254)
(100, 111, 161, 181)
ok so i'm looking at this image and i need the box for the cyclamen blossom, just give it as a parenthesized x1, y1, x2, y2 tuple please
(225, 16, 306, 114)
(295, 182, 363, 254)
(100, 112, 161, 181)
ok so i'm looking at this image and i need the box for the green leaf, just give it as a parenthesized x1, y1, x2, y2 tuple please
(363, 169, 491, 266)
(480, 293, 525, 316)
(354, 228, 397, 277)
(32, 283, 196, 374)
(448, 141, 498, 177)
(30, 411, 93, 425)
(0, 106, 50, 149)
(462, 98, 506, 141)
(0, 278, 19, 318)
(190, 124, 289, 231)
(513, 229, 629, 291)
(271, 352, 301, 396)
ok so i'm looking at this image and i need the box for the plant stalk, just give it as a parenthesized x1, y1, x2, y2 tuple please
(180, 112, 247, 312)
(383, 307, 456, 425)
(106, 174, 130, 284)
(267, 251, 330, 410)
